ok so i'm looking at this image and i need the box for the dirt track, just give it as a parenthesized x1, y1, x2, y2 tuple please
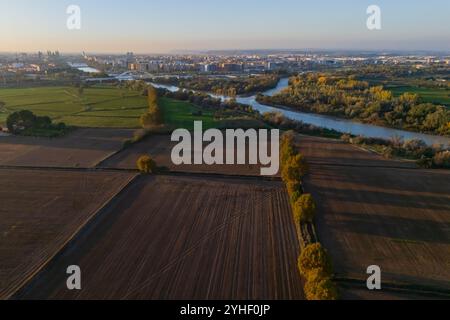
(15, 175, 303, 300)
(0, 168, 136, 299)
(296, 135, 450, 297)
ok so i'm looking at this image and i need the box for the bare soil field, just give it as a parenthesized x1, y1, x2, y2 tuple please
(0, 169, 136, 299)
(0, 128, 133, 168)
(16, 175, 302, 300)
(295, 135, 417, 168)
(101, 134, 278, 176)
(297, 136, 450, 297)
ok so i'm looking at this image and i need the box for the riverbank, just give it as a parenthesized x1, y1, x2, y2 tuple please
(151, 78, 450, 146)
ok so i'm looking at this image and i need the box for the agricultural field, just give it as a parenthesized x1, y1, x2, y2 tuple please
(100, 133, 278, 177)
(0, 128, 133, 168)
(296, 135, 450, 298)
(159, 97, 267, 131)
(0, 85, 265, 130)
(0, 168, 136, 299)
(0, 85, 147, 128)
(295, 135, 417, 168)
(16, 175, 303, 300)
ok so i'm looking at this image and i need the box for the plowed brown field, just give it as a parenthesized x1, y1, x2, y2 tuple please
(100, 134, 279, 176)
(0, 128, 133, 168)
(0, 169, 136, 299)
(16, 175, 303, 300)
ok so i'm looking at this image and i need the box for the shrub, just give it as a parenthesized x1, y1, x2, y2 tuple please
(7, 110, 37, 134)
(136, 155, 156, 174)
(293, 194, 316, 224)
(298, 243, 332, 276)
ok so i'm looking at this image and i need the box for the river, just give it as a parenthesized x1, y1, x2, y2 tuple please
(151, 78, 450, 146)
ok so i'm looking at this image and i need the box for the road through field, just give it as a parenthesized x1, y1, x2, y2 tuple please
(15, 175, 303, 300)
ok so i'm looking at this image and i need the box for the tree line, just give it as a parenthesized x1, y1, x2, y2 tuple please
(280, 132, 339, 300)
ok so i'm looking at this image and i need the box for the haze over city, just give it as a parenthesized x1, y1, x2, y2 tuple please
(1, 0, 450, 53)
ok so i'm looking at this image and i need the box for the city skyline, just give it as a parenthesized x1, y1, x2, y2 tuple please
(1, 0, 450, 53)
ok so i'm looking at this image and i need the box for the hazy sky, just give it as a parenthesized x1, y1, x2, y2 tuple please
(1, 0, 449, 53)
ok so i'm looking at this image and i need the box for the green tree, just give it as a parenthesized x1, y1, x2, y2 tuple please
(6, 110, 37, 134)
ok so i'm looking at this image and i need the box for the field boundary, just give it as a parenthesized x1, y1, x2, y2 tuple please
(8, 172, 139, 300)
(306, 161, 419, 170)
(0, 165, 282, 182)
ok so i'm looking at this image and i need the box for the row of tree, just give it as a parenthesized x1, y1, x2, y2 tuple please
(280, 131, 339, 300)
(280, 131, 338, 300)
(257, 73, 450, 135)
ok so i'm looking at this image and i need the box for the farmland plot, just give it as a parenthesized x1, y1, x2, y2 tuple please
(0, 169, 136, 299)
(0, 128, 133, 168)
(296, 136, 450, 297)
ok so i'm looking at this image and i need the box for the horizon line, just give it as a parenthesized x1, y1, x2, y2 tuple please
(2, 48, 450, 56)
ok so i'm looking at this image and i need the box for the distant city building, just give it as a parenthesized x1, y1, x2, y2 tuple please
(220, 63, 243, 72)
(200, 63, 219, 72)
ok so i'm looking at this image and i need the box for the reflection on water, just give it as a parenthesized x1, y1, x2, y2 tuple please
(152, 78, 450, 146)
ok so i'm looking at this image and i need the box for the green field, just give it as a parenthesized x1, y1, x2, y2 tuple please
(386, 85, 450, 106)
(0, 85, 265, 130)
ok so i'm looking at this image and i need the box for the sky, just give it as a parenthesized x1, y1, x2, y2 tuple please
(1, 0, 449, 53)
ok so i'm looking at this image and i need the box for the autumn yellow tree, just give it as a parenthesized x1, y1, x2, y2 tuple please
(141, 85, 163, 128)
(281, 153, 308, 183)
(136, 155, 157, 174)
